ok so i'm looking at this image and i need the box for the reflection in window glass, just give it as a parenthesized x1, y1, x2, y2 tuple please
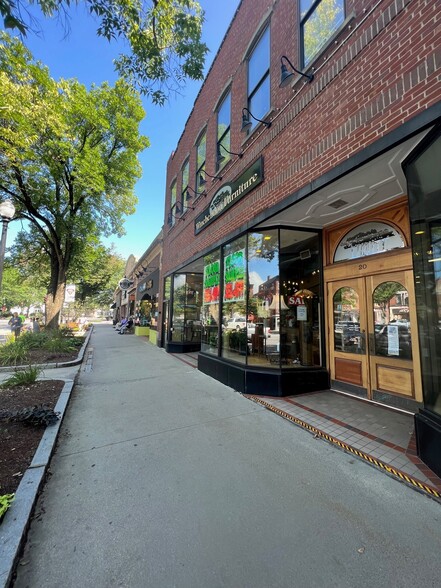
(181, 160, 189, 205)
(373, 282, 412, 360)
(171, 274, 186, 342)
(171, 274, 203, 344)
(333, 287, 364, 354)
(280, 230, 322, 367)
(406, 131, 441, 415)
(201, 250, 221, 355)
(247, 27, 270, 130)
(217, 92, 231, 168)
(169, 182, 177, 227)
(247, 230, 279, 367)
(196, 132, 206, 192)
(221, 236, 247, 364)
(301, 0, 345, 67)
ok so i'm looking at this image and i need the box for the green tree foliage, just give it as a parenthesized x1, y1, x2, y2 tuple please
(303, 0, 344, 66)
(9, 234, 125, 312)
(0, 264, 46, 311)
(0, 0, 208, 103)
(72, 240, 125, 307)
(0, 33, 149, 328)
(373, 282, 403, 322)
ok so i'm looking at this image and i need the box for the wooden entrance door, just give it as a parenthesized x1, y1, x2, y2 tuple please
(327, 269, 421, 402)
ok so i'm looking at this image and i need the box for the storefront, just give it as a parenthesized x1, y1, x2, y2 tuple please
(137, 269, 160, 329)
(158, 0, 440, 470)
(162, 120, 441, 408)
(404, 126, 441, 477)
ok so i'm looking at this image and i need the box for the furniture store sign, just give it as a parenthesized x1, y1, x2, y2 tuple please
(195, 157, 263, 234)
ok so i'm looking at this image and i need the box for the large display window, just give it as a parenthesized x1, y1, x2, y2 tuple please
(170, 273, 203, 344)
(406, 130, 441, 416)
(199, 228, 322, 369)
(201, 250, 221, 355)
(221, 236, 247, 363)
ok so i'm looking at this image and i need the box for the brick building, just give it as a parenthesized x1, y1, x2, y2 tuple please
(159, 0, 441, 475)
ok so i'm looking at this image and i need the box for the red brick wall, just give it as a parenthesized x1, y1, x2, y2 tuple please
(159, 0, 440, 310)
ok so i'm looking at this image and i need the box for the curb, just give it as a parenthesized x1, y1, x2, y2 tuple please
(0, 330, 92, 587)
(0, 380, 77, 588)
(0, 326, 93, 374)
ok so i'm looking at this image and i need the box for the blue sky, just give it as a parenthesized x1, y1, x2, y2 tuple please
(6, 0, 240, 261)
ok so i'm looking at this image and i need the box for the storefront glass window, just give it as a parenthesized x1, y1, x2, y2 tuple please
(171, 274, 186, 342)
(221, 236, 247, 363)
(406, 131, 441, 416)
(201, 250, 221, 355)
(171, 274, 203, 344)
(333, 287, 362, 354)
(247, 229, 279, 366)
(280, 230, 321, 367)
(373, 282, 412, 360)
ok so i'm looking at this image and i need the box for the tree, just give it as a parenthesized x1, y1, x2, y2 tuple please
(373, 282, 403, 323)
(0, 33, 149, 329)
(0, 264, 46, 312)
(72, 241, 125, 307)
(10, 234, 125, 312)
(0, 0, 208, 104)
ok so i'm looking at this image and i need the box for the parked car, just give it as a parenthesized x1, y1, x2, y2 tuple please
(225, 317, 247, 330)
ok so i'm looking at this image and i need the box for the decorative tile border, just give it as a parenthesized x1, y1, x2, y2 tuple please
(246, 395, 441, 502)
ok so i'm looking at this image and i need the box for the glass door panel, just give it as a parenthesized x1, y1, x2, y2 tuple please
(372, 281, 412, 360)
(333, 286, 364, 354)
(327, 278, 369, 394)
(366, 271, 421, 401)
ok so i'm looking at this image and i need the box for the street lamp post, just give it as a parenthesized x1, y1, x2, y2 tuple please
(0, 199, 16, 298)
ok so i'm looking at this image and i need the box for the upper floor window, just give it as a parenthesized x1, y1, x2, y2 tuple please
(300, 0, 345, 67)
(181, 159, 189, 206)
(169, 181, 177, 227)
(247, 26, 270, 131)
(196, 132, 206, 192)
(217, 91, 231, 169)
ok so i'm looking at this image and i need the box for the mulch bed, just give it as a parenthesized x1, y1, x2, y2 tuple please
(0, 380, 65, 496)
(0, 338, 83, 501)
(19, 348, 80, 365)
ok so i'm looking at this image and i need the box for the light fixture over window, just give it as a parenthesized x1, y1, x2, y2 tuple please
(217, 143, 243, 164)
(280, 55, 314, 87)
(199, 170, 222, 186)
(241, 107, 271, 132)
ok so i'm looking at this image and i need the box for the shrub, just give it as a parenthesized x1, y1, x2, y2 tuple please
(0, 494, 14, 518)
(0, 338, 28, 366)
(42, 337, 77, 353)
(0, 365, 43, 388)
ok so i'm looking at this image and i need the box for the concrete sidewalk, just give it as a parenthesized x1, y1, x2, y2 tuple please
(6, 324, 441, 588)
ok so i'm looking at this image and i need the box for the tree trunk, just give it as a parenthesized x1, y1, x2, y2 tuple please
(45, 282, 65, 330)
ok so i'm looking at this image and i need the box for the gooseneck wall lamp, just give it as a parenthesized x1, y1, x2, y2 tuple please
(0, 199, 16, 296)
(185, 185, 205, 200)
(241, 107, 272, 132)
(280, 55, 314, 87)
(198, 170, 222, 186)
(217, 142, 243, 164)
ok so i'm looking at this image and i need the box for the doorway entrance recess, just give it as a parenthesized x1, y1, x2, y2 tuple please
(325, 249, 422, 408)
